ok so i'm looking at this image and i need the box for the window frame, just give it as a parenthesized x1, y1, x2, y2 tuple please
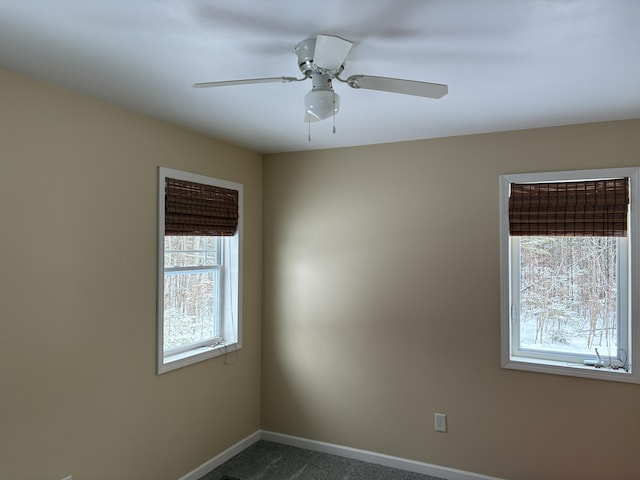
(157, 167, 243, 374)
(499, 167, 640, 383)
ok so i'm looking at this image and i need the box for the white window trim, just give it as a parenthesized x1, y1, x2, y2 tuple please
(499, 167, 640, 383)
(157, 167, 243, 374)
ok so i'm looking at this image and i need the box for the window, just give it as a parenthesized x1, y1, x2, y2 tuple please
(157, 167, 242, 374)
(500, 168, 640, 383)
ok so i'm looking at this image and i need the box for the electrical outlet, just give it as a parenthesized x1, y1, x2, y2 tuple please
(434, 413, 447, 432)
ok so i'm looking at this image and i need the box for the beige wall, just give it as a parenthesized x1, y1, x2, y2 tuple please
(0, 68, 263, 480)
(4, 63, 640, 480)
(262, 120, 640, 480)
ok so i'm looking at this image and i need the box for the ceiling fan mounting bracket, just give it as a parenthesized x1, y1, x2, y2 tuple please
(339, 74, 362, 89)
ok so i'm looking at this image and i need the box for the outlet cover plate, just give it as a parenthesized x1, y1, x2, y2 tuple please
(435, 413, 447, 432)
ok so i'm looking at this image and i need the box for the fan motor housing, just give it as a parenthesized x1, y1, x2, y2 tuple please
(295, 37, 344, 77)
(295, 38, 316, 76)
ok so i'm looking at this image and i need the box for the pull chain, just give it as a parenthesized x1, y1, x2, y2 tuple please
(332, 91, 337, 134)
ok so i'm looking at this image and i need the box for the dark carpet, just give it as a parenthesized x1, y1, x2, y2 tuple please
(198, 440, 446, 480)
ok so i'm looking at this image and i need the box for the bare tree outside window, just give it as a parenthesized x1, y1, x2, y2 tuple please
(163, 236, 221, 351)
(519, 236, 617, 356)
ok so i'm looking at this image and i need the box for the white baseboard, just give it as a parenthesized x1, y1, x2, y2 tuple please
(177, 430, 261, 480)
(260, 431, 505, 480)
(179, 429, 505, 480)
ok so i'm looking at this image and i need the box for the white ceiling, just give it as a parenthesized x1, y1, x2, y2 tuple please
(0, 0, 638, 154)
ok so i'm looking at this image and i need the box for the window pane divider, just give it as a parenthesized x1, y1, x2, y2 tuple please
(164, 265, 221, 274)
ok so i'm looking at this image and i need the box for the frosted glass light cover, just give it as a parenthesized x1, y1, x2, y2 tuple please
(304, 90, 340, 120)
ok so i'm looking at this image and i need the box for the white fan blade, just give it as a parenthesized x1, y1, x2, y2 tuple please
(346, 75, 448, 98)
(193, 76, 299, 88)
(313, 34, 353, 71)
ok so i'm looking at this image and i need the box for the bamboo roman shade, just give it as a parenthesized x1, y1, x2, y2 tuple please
(509, 178, 629, 237)
(165, 177, 239, 236)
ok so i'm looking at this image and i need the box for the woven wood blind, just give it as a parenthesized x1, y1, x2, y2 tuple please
(509, 178, 629, 237)
(165, 177, 239, 236)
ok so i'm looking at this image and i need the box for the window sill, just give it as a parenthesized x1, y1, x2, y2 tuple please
(503, 357, 639, 384)
(158, 342, 240, 374)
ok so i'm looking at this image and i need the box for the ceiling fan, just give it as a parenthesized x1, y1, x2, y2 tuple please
(193, 34, 448, 125)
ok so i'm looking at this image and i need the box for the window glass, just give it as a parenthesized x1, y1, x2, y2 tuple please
(517, 236, 618, 358)
(164, 236, 219, 268)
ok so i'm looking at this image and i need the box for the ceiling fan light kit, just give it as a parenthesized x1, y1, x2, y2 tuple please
(304, 71, 340, 121)
(305, 89, 340, 121)
(193, 34, 448, 135)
